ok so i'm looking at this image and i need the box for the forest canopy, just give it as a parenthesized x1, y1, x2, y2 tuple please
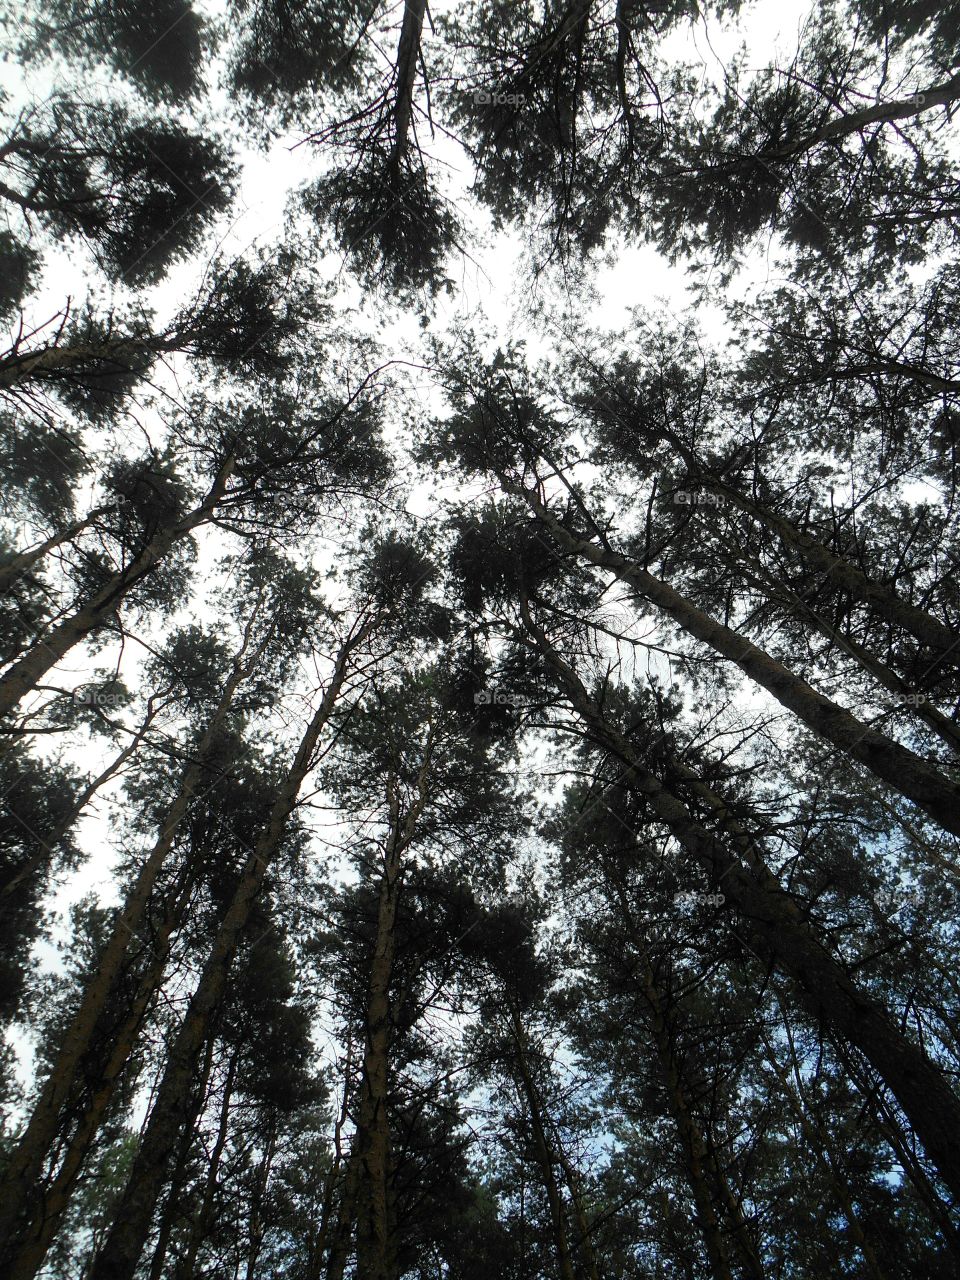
(0, 1, 959, 1278)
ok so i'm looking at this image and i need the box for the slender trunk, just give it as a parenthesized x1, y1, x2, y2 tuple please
(696, 473, 959, 664)
(87, 621, 374, 1280)
(517, 483, 960, 837)
(147, 1033, 219, 1280)
(605, 874, 752, 1280)
(325, 1147, 362, 1280)
(308, 1043, 354, 1280)
(506, 1002, 577, 1280)
(832, 1037, 960, 1255)
(0, 459, 233, 721)
(243, 1125, 275, 1280)
(516, 594, 960, 1201)
(762, 1016, 889, 1280)
(0, 694, 165, 907)
(736, 557, 960, 754)
(5, 858, 200, 1280)
(174, 1049, 239, 1280)
(390, 0, 428, 168)
(0, 505, 114, 592)
(355, 748, 434, 1280)
(552, 1122, 604, 1280)
(0, 623, 259, 1266)
(354, 817, 402, 1280)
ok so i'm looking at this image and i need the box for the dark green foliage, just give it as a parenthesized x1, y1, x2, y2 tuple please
(0, 101, 235, 284)
(27, 1, 207, 101)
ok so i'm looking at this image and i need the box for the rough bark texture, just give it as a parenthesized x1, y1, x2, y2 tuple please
(355, 747, 434, 1280)
(0, 629, 260, 1270)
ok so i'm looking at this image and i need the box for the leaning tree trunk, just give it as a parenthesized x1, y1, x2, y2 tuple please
(514, 482, 960, 838)
(87, 621, 374, 1280)
(516, 593, 960, 1202)
(0, 459, 233, 721)
(0, 622, 264, 1273)
(0, 504, 115, 593)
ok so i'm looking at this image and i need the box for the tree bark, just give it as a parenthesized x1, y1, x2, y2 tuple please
(606, 875, 760, 1280)
(0, 459, 234, 721)
(505, 1001, 578, 1280)
(0, 505, 115, 593)
(354, 745, 434, 1280)
(87, 620, 375, 1280)
(0, 622, 262, 1270)
(515, 593, 960, 1202)
(515, 482, 960, 838)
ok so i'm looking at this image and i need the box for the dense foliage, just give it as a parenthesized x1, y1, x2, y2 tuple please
(1, 1, 958, 1277)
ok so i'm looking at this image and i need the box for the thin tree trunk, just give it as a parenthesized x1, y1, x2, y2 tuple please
(174, 1048, 240, 1280)
(0, 691, 167, 908)
(325, 1147, 362, 1280)
(390, 0, 428, 168)
(0, 505, 115, 592)
(505, 1001, 578, 1280)
(515, 592, 960, 1202)
(5, 856, 201, 1280)
(515, 483, 960, 838)
(0, 458, 233, 721)
(87, 619, 375, 1280)
(0, 619, 262, 1269)
(147, 1032, 220, 1280)
(610, 875, 762, 1280)
(355, 747, 434, 1280)
(695, 471, 960, 664)
(761, 1013, 889, 1280)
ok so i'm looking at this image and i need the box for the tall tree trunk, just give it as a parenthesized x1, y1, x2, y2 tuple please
(354, 812, 402, 1280)
(0, 458, 233, 721)
(147, 1033, 220, 1280)
(355, 747, 434, 1280)
(5, 857, 200, 1280)
(0, 620, 263, 1270)
(515, 592, 960, 1202)
(324, 1148, 362, 1280)
(87, 619, 375, 1280)
(734, 556, 960, 754)
(698, 472, 959, 664)
(606, 875, 761, 1280)
(761, 1013, 889, 1280)
(515, 482, 960, 837)
(173, 1047, 239, 1280)
(390, 0, 428, 169)
(505, 1001, 577, 1280)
